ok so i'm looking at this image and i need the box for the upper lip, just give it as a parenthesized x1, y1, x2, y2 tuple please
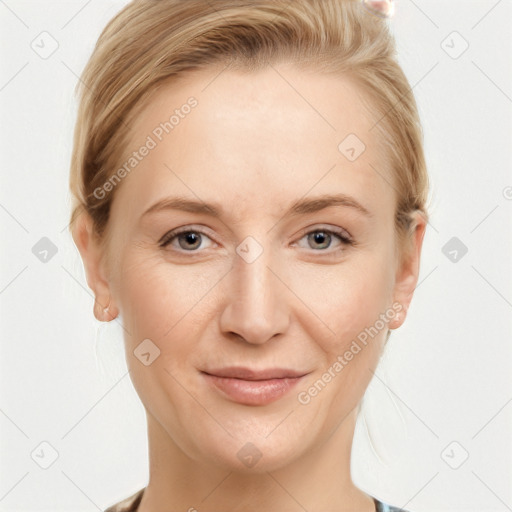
(202, 367, 308, 380)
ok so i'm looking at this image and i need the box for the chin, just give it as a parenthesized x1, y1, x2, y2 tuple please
(200, 435, 306, 475)
(180, 410, 319, 475)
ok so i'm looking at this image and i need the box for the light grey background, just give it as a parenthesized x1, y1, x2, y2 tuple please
(1, 1, 511, 511)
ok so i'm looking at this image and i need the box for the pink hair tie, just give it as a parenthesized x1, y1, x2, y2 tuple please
(362, 0, 395, 18)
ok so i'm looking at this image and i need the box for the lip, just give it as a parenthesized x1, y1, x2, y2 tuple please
(202, 367, 308, 406)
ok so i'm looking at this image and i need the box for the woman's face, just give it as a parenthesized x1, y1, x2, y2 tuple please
(97, 63, 423, 472)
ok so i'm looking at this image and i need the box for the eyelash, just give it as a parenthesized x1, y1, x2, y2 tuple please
(158, 226, 354, 255)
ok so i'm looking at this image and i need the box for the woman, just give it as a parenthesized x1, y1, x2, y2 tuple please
(69, 0, 428, 510)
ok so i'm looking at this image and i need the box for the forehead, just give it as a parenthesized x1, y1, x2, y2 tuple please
(113, 64, 395, 223)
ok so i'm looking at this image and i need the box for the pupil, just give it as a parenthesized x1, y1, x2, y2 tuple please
(311, 231, 330, 249)
(181, 232, 200, 249)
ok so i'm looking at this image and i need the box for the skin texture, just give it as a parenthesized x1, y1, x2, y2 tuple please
(73, 63, 426, 511)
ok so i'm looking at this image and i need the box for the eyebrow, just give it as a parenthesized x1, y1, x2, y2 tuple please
(141, 193, 373, 220)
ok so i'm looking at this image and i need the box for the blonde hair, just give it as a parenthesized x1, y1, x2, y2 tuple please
(68, 0, 429, 262)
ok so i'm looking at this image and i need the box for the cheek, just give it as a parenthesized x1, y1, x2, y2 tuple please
(114, 255, 216, 414)
(290, 254, 393, 424)
(114, 251, 224, 356)
(289, 248, 395, 356)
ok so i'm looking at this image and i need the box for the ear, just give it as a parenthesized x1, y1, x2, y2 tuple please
(389, 211, 427, 329)
(71, 212, 117, 321)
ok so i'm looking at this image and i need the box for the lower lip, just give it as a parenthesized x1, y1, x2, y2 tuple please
(202, 373, 304, 406)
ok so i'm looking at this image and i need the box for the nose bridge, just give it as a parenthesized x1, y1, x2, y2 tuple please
(219, 236, 289, 344)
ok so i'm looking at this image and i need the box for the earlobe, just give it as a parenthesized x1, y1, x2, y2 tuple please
(72, 212, 117, 322)
(93, 294, 118, 322)
(388, 308, 405, 330)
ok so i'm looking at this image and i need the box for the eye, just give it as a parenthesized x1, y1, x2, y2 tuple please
(159, 227, 215, 252)
(296, 227, 353, 252)
(158, 225, 353, 255)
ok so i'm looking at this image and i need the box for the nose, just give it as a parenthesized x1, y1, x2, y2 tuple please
(219, 241, 290, 345)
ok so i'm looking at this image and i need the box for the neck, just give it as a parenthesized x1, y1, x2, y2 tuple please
(138, 407, 375, 512)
